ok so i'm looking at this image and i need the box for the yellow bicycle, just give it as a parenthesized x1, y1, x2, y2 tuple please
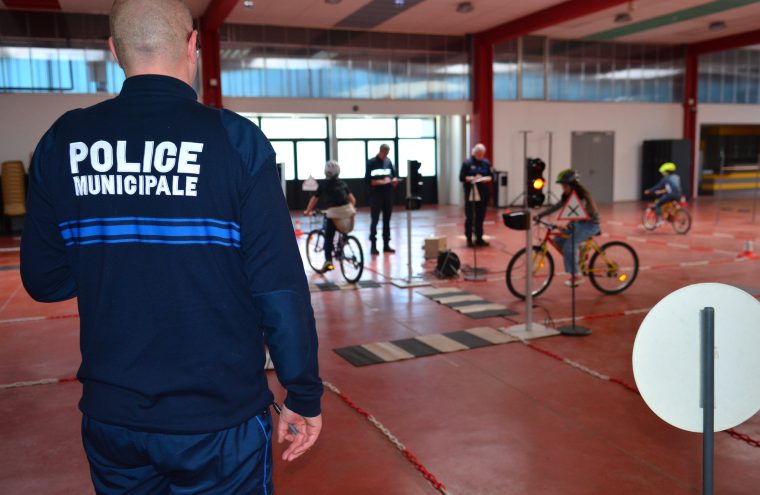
(504, 214, 639, 299)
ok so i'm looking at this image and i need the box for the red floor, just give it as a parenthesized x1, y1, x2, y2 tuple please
(1, 197, 759, 494)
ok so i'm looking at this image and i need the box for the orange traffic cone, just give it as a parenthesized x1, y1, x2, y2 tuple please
(294, 219, 303, 238)
(738, 240, 759, 260)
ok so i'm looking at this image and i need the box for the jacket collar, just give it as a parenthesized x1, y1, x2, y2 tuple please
(118, 75, 198, 101)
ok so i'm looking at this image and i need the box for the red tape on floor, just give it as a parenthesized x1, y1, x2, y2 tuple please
(519, 339, 760, 449)
(323, 381, 449, 494)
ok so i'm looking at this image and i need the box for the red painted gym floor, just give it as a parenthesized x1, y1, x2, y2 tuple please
(1, 197, 759, 494)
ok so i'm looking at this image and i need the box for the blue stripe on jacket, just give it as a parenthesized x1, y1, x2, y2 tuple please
(60, 223, 241, 243)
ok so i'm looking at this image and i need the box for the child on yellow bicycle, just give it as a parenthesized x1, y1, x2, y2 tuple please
(304, 160, 357, 272)
(536, 169, 601, 287)
(644, 162, 682, 227)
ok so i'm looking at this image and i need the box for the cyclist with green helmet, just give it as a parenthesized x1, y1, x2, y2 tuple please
(536, 169, 601, 287)
(644, 162, 682, 226)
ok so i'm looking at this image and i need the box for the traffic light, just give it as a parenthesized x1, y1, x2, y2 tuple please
(406, 160, 422, 210)
(526, 158, 546, 208)
(408, 160, 423, 196)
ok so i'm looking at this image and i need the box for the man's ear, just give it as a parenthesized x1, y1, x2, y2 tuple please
(188, 30, 198, 64)
(108, 37, 123, 68)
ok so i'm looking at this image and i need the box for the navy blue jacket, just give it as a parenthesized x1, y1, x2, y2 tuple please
(20, 75, 322, 434)
(365, 155, 396, 191)
(459, 157, 493, 202)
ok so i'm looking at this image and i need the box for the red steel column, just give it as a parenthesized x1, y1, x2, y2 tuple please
(200, 28, 222, 108)
(471, 35, 494, 156)
(683, 50, 698, 199)
(200, 0, 238, 108)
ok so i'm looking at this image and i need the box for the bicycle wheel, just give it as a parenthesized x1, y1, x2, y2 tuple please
(305, 229, 326, 273)
(588, 241, 638, 294)
(642, 208, 658, 231)
(339, 235, 364, 283)
(671, 208, 692, 235)
(506, 246, 554, 299)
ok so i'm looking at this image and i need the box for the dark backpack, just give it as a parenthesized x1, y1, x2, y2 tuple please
(435, 250, 460, 278)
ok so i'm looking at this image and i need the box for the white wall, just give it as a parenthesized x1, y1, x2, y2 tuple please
(493, 101, 683, 203)
(0, 93, 112, 169)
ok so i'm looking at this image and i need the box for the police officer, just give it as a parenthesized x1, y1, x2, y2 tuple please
(366, 143, 398, 255)
(20, 1, 322, 493)
(460, 143, 494, 247)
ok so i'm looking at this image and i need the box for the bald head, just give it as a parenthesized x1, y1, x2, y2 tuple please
(110, 0, 194, 77)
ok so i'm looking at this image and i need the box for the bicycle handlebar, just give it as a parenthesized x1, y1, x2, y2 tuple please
(533, 217, 558, 230)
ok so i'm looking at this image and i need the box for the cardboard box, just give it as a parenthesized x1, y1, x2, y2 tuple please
(424, 237, 447, 259)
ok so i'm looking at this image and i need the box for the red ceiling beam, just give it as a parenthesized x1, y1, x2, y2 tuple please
(2, 0, 61, 10)
(201, 0, 239, 32)
(475, 0, 630, 46)
(689, 28, 760, 56)
(199, 0, 239, 108)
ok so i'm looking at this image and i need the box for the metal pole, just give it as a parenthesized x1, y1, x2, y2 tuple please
(547, 131, 555, 205)
(752, 162, 759, 224)
(406, 174, 413, 282)
(570, 226, 576, 329)
(701, 307, 715, 495)
(521, 130, 532, 331)
(472, 197, 478, 271)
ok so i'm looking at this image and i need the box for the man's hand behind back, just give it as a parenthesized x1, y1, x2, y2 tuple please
(277, 404, 322, 462)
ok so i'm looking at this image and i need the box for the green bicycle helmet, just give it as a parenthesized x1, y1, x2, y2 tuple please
(659, 162, 677, 174)
(556, 168, 579, 184)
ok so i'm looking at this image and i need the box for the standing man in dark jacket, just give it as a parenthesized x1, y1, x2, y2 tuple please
(459, 143, 493, 247)
(366, 143, 398, 255)
(20, 1, 322, 493)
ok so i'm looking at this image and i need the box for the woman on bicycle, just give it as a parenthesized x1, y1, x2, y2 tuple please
(304, 160, 357, 272)
(644, 162, 682, 227)
(536, 169, 601, 287)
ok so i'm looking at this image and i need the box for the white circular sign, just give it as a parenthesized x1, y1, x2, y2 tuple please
(633, 283, 760, 432)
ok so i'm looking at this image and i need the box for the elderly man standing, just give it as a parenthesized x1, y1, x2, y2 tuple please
(365, 143, 398, 255)
(459, 143, 494, 247)
(20, 1, 322, 494)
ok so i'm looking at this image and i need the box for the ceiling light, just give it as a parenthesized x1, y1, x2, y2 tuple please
(243, 0, 254, 8)
(456, 1, 474, 14)
(709, 21, 726, 31)
(614, 12, 632, 23)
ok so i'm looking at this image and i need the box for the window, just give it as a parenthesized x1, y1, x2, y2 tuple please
(296, 141, 328, 180)
(240, 114, 329, 180)
(270, 141, 295, 180)
(219, 27, 469, 101)
(0, 45, 125, 94)
(399, 139, 436, 177)
(336, 118, 396, 139)
(261, 117, 328, 139)
(336, 141, 367, 179)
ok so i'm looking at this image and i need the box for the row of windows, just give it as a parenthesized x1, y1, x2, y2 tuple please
(494, 37, 685, 103)
(699, 49, 760, 104)
(220, 44, 469, 100)
(244, 116, 437, 181)
(1, 42, 759, 105)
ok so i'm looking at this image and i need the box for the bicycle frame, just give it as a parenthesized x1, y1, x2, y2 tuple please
(532, 220, 619, 277)
(314, 216, 348, 261)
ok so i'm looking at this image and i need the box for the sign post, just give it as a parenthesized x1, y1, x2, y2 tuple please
(556, 190, 591, 336)
(392, 174, 429, 288)
(464, 177, 488, 281)
(633, 283, 760, 495)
